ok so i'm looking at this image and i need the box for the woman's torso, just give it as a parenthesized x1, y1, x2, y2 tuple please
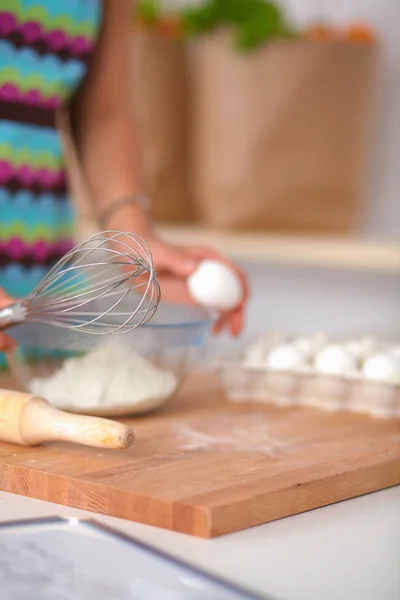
(0, 0, 102, 299)
(0, 0, 102, 368)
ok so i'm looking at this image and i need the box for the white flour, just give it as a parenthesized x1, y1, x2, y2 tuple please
(29, 343, 178, 411)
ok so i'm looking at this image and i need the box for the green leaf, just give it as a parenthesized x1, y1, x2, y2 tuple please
(181, 2, 220, 36)
(159, 0, 298, 51)
(136, 0, 160, 24)
(233, 2, 285, 50)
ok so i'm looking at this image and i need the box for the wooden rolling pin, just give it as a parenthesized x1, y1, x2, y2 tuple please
(0, 389, 134, 448)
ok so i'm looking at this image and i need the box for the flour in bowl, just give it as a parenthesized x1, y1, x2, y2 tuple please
(29, 343, 178, 412)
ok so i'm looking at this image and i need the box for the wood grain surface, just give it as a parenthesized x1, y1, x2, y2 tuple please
(0, 374, 399, 538)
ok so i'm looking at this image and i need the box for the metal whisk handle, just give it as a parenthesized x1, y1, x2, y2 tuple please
(0, 302, 28, 331)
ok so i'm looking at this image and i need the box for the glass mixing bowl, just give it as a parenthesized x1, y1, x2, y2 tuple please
(6, 303, 213, 417)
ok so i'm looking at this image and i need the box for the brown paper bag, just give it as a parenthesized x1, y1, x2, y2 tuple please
(130, 30, 191, 224)
(188, 33, 376, 233)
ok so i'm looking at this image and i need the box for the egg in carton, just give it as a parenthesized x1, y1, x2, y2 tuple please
(221, 332, 317, 407)
(301, 344, 359, 412)
(349, 352, 400, 418)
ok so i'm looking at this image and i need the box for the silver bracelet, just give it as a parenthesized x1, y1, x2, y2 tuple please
(98, 194, 151, 225)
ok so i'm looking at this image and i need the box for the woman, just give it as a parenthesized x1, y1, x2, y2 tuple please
(0, 0, 247, 355)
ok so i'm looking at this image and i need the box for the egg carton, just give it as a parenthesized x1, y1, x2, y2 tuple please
(219, 360, 400, 419)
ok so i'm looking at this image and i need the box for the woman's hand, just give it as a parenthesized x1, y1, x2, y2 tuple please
(147, 236, 248, 337)
(0, 289, 17, 352)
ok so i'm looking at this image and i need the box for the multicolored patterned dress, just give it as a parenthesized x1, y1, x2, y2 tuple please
(0, 0, 103, 367)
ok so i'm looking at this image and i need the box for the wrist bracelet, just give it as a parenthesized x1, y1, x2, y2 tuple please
(98, 194, 151, 225)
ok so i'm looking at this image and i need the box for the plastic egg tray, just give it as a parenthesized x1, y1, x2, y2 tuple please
(219, 359, 400, 419)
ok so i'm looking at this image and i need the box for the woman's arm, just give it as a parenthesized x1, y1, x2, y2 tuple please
(71, 0, 248, 335)
(70, 0, 148, 233)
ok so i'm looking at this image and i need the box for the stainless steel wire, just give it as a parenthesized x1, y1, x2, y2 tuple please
(0, 230, 160, 336)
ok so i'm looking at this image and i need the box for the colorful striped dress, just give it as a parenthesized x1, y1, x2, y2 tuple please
(0, 0, 102, 367)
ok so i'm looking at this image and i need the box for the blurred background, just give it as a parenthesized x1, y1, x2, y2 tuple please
(72, 0, 400, 359)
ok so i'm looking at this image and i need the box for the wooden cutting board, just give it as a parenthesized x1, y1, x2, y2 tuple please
(0, 373, 399, 538)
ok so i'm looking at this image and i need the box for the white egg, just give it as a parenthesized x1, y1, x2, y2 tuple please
(314, 344, 357, 376)
(244, 331, 285, 369)
(293, 332, 327, 359)
(266, 344, 308, 372)
(187, 260, 243, 311)
(363, 353, 400, 385)
(345, 337, 376, 362)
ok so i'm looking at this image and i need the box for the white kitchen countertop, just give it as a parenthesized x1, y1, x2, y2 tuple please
(0, 487, 399, 600)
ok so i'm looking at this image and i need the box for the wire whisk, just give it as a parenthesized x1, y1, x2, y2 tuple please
(0, 230, 160, 336)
